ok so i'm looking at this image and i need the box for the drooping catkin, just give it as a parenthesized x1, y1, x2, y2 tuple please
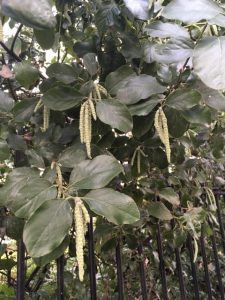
(154, 107, 171, 164)
(43, 105, 50, 132)
(55, 163, 63, 198)
(84, 102, 92, 158)
(79, 91, 97, 159)
(88, 94, 97, 120)
(79, 103, 86, 144)
(34, 99, 44, 113)
(75, 199, 85, 281)
(131, 146, 148, 174)
(94, 83, 101, 100)
(74, 197, 90, 282)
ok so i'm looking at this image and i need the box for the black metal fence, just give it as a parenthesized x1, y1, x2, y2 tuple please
(2, 189, 225, 299)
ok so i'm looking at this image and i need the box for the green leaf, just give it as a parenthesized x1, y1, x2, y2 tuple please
(95, 3, 121, 33)
(194, 81, 225, 111)
(42, 86, 83, 111)
(26, 149, 45, 168)
(13, 98, 38, 123)
(46, 63, 77, 84)
(124, 0, 150, 20)
(2, 0, 56, 30)
(117, 75, 166, 105)
(7, 178, 57, 219)
(159, 188, 180, 206)
(34, 28, 55, 50)
(23, 199, 72, 257)
(69, 155, 123, 191)
(128, 97, 162, 116)
(105, 65, 134, 95)
(0, 259, 16, 270)
(0, 140, 10, 161)
(3, 216, 24, 240)
(193, 36, 225, 90)
(148, 202, 173, 220)
(7, 134, 27, 151)
(144, 21, 189, 38)
(0, 91, 14, 113)
(151, 37, 194, 64)
(1, 166, 56, 219)
(58, 145, 86, 168)
(209, 14, 225, 27)
(166, 89, 202, 110)
(165, 108, 189, 138)
(33, 236, 69, 266)
(14, 61, 39, 89)
(0, 167, 39, 206)
(82, 188, 140, 225)
(96, 99, 133, 132)
(162, 0, 222, 23)
(83, 53, 98, 77)
(182, 105, 212, 125)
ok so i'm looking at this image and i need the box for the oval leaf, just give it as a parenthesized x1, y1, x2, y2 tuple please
(159, 188, 180, 206)
(193, 36, 225, 90)
(144, 21, 189, 38)
(14, 61, 39, 89)
(166, 89, 202, 110)
(69, 155, 123, 191)
(23, 200, 72, 257)
(148, 202, 173, 220)
(96, 99, 133, 132)
(42, 86, 83, 111)
(46, 63, 77, 84)
(117, 75, 166, 105)
(2, 0, 56, 30)
(82, 188, 140, 225)
(162, 0, 222, 23)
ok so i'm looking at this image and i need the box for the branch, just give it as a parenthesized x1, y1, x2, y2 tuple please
(0, 41, 22, 62)
(0, 41, 46, 80)
(11, 24, 23, 52)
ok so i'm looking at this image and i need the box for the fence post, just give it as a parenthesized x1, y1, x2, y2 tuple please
(210, 231, 225, 299)
(16, 240, 26, 300)
(215, 193, 225, 254)
(200, 232, 213, 300)
(56, 255, 64, 300)
(138, 243, 148, 300)
(116, 237, 124, 300)
(187, 234, 200, 300)
(156, 223, 169, 300)
(88, 217, 97, 300)
(171, 219, 186, 300)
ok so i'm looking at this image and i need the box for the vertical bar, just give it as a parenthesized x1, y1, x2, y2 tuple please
(116, 237, 124, 300)
(16, 240, 26, 300)
(88, 217, 97, 300)
(210, 232, 225, 299)
(156, 223, 168, 300)
(200, 233, 213, 300)
(171, 220, 186, 300)
(187, 234, 200, 300)
(215, 194, 225, 254)
(138, 244, 148, 300)
(56, 255, 64, 300)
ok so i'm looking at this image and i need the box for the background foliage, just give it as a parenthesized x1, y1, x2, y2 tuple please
(0, 0, 225, 298)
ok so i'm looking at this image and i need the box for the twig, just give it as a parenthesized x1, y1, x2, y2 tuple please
(0, 41, 22, 62)
(11, 24, 23, 52)
(0, 41, 46, 80)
